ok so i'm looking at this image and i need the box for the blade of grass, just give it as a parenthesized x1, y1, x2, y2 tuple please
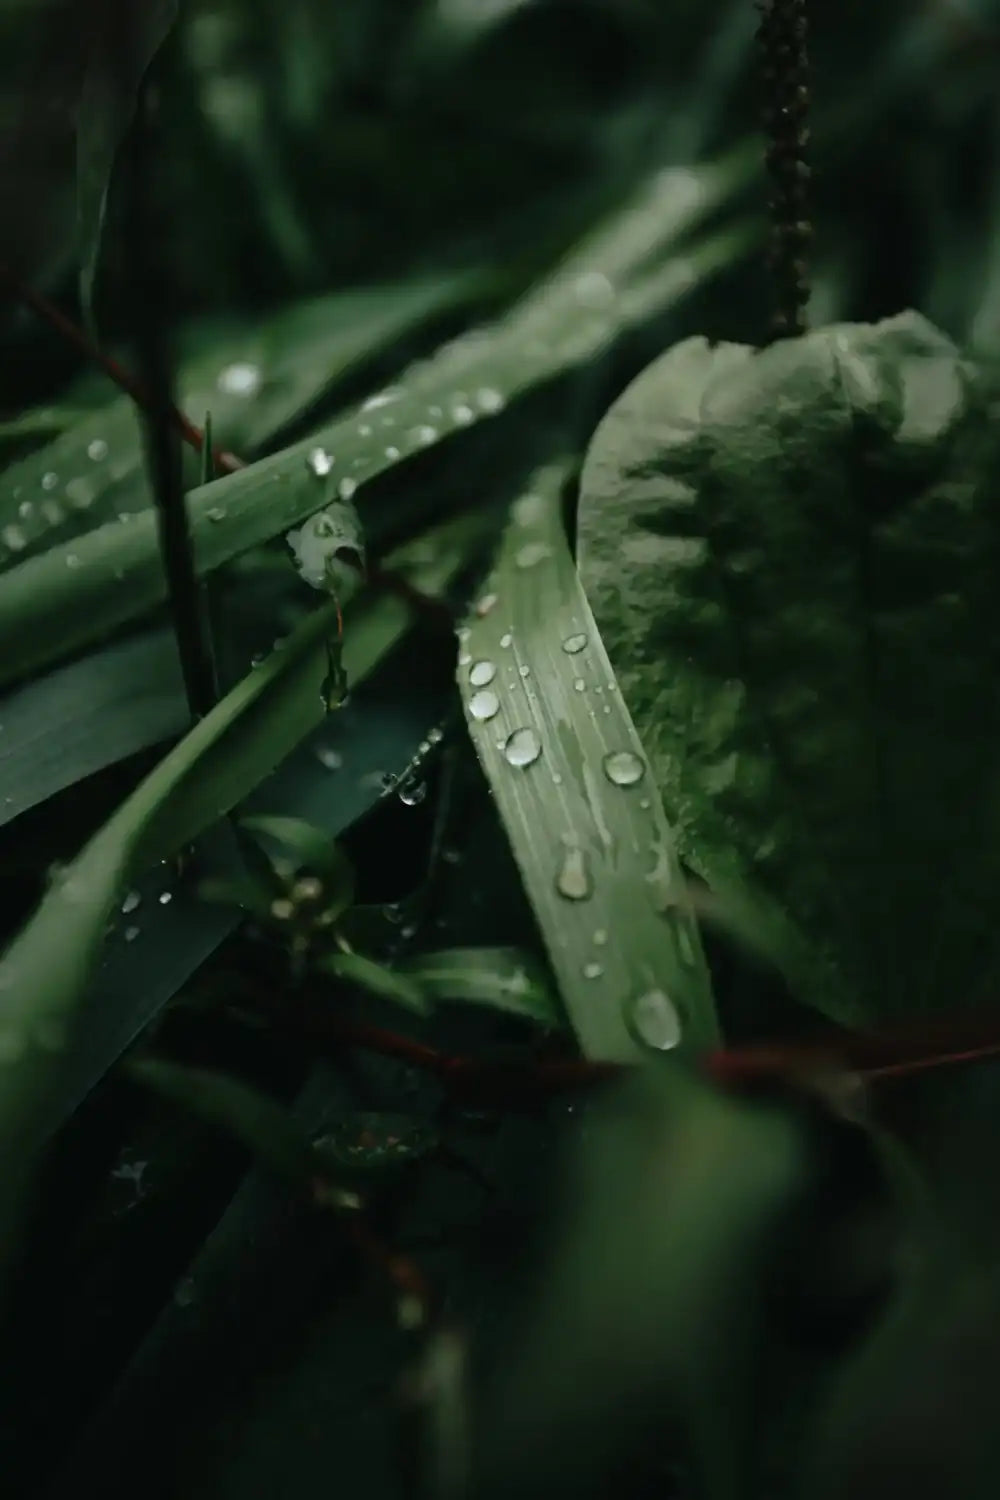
(0, 162, 756, 689)
(456, 460, 719, 1065)
(0, 505, 488, 1277)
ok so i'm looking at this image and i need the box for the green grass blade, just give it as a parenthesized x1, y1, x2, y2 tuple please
(0, 506, 486, 1273)
(456, 461, 718, 1065)
(0, 163, 755, 690)
(397, 947, 563, 1027)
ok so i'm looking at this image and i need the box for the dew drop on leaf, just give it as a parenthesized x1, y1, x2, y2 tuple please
(468, 660, 496, 688)
(503, 727, 542, 767)
(217, 362, 261, 396)
(582, 961, 603, 979)
(41, 471, 58, 490)
(562, 633, 587, 654)
(1, 525, 26, 552)
(307, 447, 334, 477)
(515, 542, 552, 570)
(87, 438, 108, 461)
(475, 387, 505, 414)
(556, 846, 591, 901)
(469, 689, 500, 722)
(603, 750, 645, 787)
(315, 745, 343, 771)
(338, 477, 357, 501)
(629, 989, 682, 1051)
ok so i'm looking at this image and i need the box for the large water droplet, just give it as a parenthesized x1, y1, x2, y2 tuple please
(629, 989, 681, 1051)
(468, 659, 496, 688)
(87, 438, 109, 462)
(385, 445, 401, 460)
(515, 542, 551, 570)
(603, 750, 645, 787)
(503, 727, 541, 767)
(218, 362, 261, 396)
(307, 446, 334, 477)
(562, 633, 587, 654)
(476, 387, 505, 414)
(469, 689, 500, 722)
(556, 846, 591, 901)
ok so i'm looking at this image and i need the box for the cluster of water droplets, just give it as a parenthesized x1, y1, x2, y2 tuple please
(0, 433, 130, 572)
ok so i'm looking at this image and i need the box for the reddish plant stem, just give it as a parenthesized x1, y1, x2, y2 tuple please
(0, 260, 245, 474)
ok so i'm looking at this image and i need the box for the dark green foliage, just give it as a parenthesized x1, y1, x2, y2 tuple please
(2, 3, 1000, 1499)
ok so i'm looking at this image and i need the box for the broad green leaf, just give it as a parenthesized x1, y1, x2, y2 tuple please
(76, 0, 179, 327)
(397, 946, 563, 1028)
(578, 311, 1000, 1029)
(0, 160, 754, 689)
(457, 459, 717, 1065)
(0, 506, 486, 1273)
(474, 1063, 813, 1500)
(128, 1057, 358, 1209)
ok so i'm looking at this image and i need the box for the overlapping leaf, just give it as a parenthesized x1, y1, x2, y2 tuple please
(578, 311, 1000, 1028)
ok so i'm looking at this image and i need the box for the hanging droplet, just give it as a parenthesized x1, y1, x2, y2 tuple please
(503, 727, 542, 767)
(556, 846, 591, 901)
(603, 750, 645, 787)
(397, 773, 428, 807)
(87, 438, 109, 462)
(562, 633, 587, 654)
(307, 446, 334, 477)
(469, 689, 500, 722)
(629, 989, 682, 1051)
(468, 660, 496, 688)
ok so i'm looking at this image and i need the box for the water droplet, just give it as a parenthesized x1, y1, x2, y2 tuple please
(65, 477, 95, 509)
(1, 525, 26, 552)
(124, 925, 140, 942)
(217, 362, 261, 396)
(451, 402, 475, 425)
(518, 664, 530, 678)
(499, 632, 513, 649)
(65, 552, 80, 569)
(573, 678, 585, 692)
(629, 989, 681, 1051)
(412, 424, 438, 446)
(158, 891, 173, 905)
(469, 689, 500, 722)
(41, 471, 58, 491)
(307, 446, 334, 477)
(398, 774, 427, 807)
(358, 423, 373, 438)
(17, 500, 32, 519)
(515, 542, 551, 570)
(315, 745, 343, 770)
(475, 592, 497, 617)
(512, 492, 543, 526)
(121, 891, 141, 914)
(87, 437, 109, 461)
(593, 929, 608, 946)
(363, 388, 401, 411)
(556, 846, 591, 901)
(574, 271, 616, 309)
(385, 445, 401, 460)
(338, 477, 357, 501)
(603, 750, 645, 787)
(475, 387, 505, 414)
(206, 506, 226, 522)
(503, 727, 541, 767)
(468, 659, 496, 688)
(562, 633, 587, 654)
(41, 500, 63, 525)
(582, 961, 603, 980)
(458, 650, 471, 667)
